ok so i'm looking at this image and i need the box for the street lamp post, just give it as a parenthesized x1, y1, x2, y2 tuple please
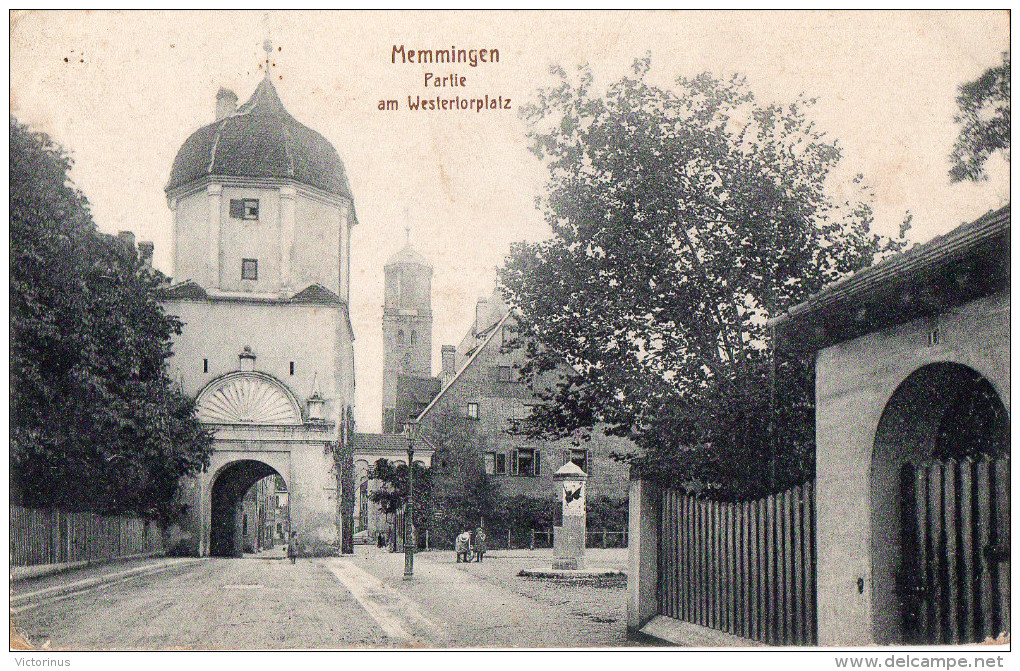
(402, 420, 416, 580)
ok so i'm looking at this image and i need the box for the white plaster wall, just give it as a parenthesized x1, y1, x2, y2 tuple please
(218, 186, 281, 292)
(172, 190, 211, 286)
(165, 300, 352, 422)
(292, 194, 344, 297)
(815, 290, 1009, 645)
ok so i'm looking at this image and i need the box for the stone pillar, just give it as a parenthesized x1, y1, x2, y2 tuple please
(207, 184, 222, 288)
(279, 185, 296, 291)
(627, 473, 660, 633)
(168, 196, 178, 277)
(339, 201, 351, 301)
(552, 461, 587, 570)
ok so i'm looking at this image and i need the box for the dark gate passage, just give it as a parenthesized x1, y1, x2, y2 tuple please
(900, 456, 1010, 644)
(210, 460, 284, 557)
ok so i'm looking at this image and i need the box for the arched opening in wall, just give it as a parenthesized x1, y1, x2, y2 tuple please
(870, 363, 1009, 644)
(210, 460, 289, 558)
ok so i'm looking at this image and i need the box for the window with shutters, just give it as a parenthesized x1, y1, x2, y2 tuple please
(467, 402, 479, 419)
(229, 198, 259, 220)
(565, 448, 588, 473)
(497, 365, 513, 382)
(495, 453, 507, 475)
(484, 453, 495, 475)
(513, 448, 540, 476)
(241, 258, 258, 280)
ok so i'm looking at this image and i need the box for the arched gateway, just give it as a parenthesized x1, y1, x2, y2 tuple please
(172, 369, 344, 557)
(772, 205, 1009, 645)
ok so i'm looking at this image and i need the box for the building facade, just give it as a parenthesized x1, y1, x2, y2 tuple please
(160, 74, 357, 557)
(416, 292, 633, 501)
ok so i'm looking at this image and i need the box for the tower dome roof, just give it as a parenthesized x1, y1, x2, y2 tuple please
(386, 243, 431, 269)
(166, 76, 353, 201)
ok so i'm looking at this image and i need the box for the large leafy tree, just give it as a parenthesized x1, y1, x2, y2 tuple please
(366, 458, 432, 547)
(11, 118, 212, 521)
(500, 61, 907, 498)
(949, 51, 1010, 182)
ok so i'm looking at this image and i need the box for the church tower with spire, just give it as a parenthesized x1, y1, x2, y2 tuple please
(381, 230, 433, 432)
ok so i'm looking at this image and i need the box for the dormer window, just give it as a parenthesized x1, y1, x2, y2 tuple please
(230, 198, 259, 220)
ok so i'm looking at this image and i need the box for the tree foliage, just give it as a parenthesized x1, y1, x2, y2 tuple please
(500, 61, 908, 498)
(366, 458, 432, 538)
(949, 52, 1010, 183)
(10, 118, 213, 521)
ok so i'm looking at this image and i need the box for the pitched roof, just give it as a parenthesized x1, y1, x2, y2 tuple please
(773, 204, 1009, 351)
(352, 432, 429, 455)
(166, 76, 354, 203)
(290, 283, 344, 306)
(415, 312, 511, 425)
(385, 243, 431, 269)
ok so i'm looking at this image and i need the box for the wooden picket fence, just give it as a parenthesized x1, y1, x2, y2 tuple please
(900, 455, 1010, 644)
(658, 481, 816, 645)
(10, 505, 164, 567)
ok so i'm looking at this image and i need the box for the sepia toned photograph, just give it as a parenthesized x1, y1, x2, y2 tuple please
(8, 9, 1010, 660)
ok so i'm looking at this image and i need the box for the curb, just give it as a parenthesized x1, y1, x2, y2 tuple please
(11, 558, 204, 610)
(10, 550, 167, 583)
(517, 567, 627, 586)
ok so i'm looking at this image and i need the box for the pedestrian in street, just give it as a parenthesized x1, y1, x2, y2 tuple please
(473, 526, 487, 563)
(455, 528, 472, 563)
(287, 531, 297, 564)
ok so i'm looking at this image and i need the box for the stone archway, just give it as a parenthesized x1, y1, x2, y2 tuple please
(210, 459, 287, 557)
(870, 362, 1009, 642)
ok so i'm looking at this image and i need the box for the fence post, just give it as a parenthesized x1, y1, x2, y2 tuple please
(627, 473, 660, 634)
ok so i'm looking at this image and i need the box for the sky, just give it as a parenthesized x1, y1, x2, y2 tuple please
(10, 10, 1010, 432)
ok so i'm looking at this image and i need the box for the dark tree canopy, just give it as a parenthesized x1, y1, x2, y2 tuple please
(949, 51, 1010, 182)
(10, 118, 213, 521)
(366, 458, 432, 538)
(500, 61, 908, 498)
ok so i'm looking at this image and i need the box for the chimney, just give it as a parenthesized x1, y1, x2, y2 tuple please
(117, 230, 136, 253)
(138, 241, 154, 268)
(475, 297, 489, 333)
(215, 87, 238, 121)
(441, 345, 456, 379)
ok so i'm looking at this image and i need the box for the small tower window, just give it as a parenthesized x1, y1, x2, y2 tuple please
(410, 330, 417, 345)
(397, 330, 405, 344)
(289, 361, 295, 376)
(230, 198, 259, 221)
(241, 258, 258, 281)
(203, 358, 209, 373)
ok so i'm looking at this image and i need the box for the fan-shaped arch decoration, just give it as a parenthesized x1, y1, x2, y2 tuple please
(196, 372, 302, 425)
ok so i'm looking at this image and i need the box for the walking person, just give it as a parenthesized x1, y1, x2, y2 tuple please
(287, 531, 297, 564)
(473, 526, 487, 563)
(455, 528, 472, 563)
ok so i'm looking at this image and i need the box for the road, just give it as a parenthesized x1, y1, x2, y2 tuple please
(12, 556, 387, 650)
(11, 548, 642, 650)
